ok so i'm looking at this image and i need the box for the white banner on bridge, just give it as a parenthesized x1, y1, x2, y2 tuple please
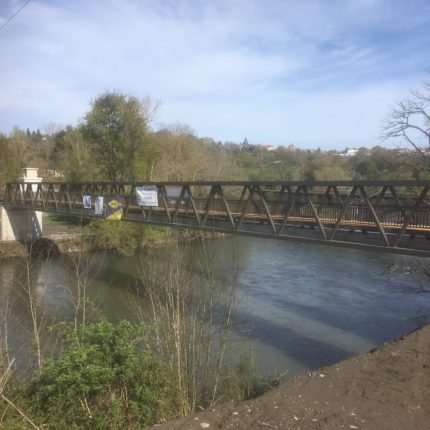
(165, 185, 188, 198)
(136, 186, 158, 207)
(83, 195, 92, 209)
(94, 196, 104, 215)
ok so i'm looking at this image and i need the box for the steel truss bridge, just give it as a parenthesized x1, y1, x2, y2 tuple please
(3, 180, 430, 257)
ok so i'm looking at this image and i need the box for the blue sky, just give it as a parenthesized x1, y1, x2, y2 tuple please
(0, 0, 429, 149)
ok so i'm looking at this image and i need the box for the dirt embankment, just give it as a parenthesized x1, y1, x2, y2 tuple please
(149, 325, 430, 430)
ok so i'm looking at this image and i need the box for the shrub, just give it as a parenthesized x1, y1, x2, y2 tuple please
(84, 220, 173, 255)
(29, 321, 178, 429)
(84, 220, 143, 255)
(221, 352, 272, 402)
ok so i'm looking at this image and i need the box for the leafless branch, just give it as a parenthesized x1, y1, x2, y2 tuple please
(381, 78, 430, 168)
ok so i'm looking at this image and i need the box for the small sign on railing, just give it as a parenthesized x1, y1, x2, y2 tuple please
(103, 195, 124, 220)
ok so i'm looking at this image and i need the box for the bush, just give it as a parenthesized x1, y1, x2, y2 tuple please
(84, 220, 144, 255)
(29, 321, 178, 429)
(84, 220, 174, 255)
(221, 352, 272, 402)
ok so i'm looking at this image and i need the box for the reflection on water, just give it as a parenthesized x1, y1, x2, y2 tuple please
(1, 236, 430, 377)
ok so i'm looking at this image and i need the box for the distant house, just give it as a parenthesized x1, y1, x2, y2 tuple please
(260, 144, 275, 151)
(342, 147, 359, 157)
(396, 147, 415, 154)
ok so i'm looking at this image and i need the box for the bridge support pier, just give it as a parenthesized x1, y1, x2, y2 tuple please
(0, 168, 43, 242)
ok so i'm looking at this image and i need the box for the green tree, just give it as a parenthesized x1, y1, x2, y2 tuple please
(0, 134, 21, 184)
(356, 159, 378, 179)
(150, 124, 239, 181)
(9, 126, 30, 165)
(53, 126, 96, 181)
(84, 91, 156, 181)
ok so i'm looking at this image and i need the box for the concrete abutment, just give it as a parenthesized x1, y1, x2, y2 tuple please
(0, 168, 43, 242)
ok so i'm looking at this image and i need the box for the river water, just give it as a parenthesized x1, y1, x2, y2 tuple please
(1, 236, 430, 377)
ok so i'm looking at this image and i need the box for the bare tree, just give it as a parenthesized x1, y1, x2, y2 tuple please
(60, 227, 104, 330)
(131, 237, 239, 415)
(20, 247, 46, 371)
(382, 78, 430, 168)
(0, 263, 42, 429)
(41, 122, 63, 137)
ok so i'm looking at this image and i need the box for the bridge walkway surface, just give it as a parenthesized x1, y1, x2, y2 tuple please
(3, 180, 430, 257)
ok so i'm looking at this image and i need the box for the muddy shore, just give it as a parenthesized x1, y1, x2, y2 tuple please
(149, 324, 430, 430)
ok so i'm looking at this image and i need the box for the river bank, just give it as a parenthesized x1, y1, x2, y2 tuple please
(148, 323, 430, 430)
(0, 220, 224, 259)
(0, 235, 97, 259)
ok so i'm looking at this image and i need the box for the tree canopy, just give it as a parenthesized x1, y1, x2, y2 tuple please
(83, 92, 156, 181)
(1, 89, 429, 186)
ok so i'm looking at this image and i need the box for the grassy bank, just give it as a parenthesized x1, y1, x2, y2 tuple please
(0, 240, 27, 258)
(0, 213, 223, 259)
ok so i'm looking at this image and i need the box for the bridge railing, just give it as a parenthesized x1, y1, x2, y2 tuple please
(4, 180, 430, 256)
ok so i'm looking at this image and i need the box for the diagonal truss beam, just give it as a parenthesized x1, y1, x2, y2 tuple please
(254, 185, 277, 234)
(329, 185, 358, 240)
(394, 185, 429, 246)
(358, 185, 389, 246)
(303, 185, 327, 239)
(278, 186, 301, 235)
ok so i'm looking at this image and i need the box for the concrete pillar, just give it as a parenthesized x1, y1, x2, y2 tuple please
(0, 168, 43, 241)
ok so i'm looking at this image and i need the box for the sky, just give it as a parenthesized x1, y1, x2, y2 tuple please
(0, 0, 429, 150)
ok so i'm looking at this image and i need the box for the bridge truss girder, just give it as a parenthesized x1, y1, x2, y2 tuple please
(4, 180, 430, 257)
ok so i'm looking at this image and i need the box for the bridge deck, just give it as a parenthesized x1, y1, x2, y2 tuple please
(4, 180, 430, 257)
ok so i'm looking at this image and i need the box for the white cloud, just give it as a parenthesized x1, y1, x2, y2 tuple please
(0, 0, 429, 148)
(161, 78, 419, 148)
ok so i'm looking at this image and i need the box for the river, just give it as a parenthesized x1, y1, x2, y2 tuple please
(1, 236, 430, 377)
